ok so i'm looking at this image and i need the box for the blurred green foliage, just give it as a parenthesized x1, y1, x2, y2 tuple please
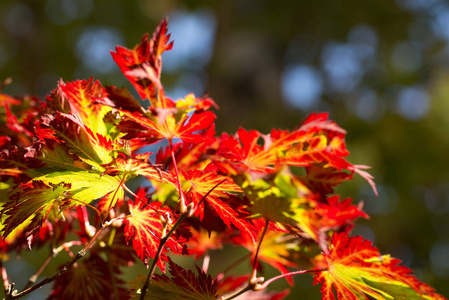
(1, 0, 449, 298)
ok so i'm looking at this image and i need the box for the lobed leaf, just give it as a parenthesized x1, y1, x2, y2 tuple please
(130, 258, 218, 299)
(123, 200, 187, 270)
(313, 232, 446, 300)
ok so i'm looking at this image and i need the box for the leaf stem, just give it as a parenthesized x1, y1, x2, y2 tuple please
(101, 175, 127, 223)
(254, 268, 328, 291)
(168, 140, 187, 214)
(250, 218, 269, 284)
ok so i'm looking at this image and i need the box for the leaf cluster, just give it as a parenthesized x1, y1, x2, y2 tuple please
(0, 19, 445, 300)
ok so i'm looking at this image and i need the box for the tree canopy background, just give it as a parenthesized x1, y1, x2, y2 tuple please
(1, 0, 449, 298)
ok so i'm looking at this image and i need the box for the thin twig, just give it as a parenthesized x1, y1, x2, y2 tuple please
(139, 214, 186, 300)
(216, 253, 252, 282)
(23, 241, 82, 290)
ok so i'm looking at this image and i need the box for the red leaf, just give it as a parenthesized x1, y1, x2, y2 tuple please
(49, 255, 130, 300)
(313, 232, 446, 300)
(315, 195, 368, 229)
(136, 258, 218, 299)
(300, 166, 353, 195)
(217, 114, 376, 195)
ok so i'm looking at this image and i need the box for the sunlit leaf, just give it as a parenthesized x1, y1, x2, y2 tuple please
(123, 200, 187, 270)
(313, 232, 446, 300)
(111, 18, 173, 107)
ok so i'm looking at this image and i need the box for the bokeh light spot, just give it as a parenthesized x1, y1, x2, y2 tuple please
(75, 27, 123, 74)
(397, 86, 430, 120)
(430, 241, 449, 277)
(3, 4, 36, 37)
(163, 9, 216, 72)
(391, 42, 422, 73)
(46, 0, 93, 25)
(281, 65, 322, 110)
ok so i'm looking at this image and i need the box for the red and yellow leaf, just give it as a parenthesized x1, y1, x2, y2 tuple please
(313, 232, 446, 300)
(1, 170, 124, 239)
(39, 113, 113, 170)
(181, 168, 257, 243)
(101, 152, 168, 183)
(111, 18, 173, 107)
(299, 166, 353, 195)
(123, 200, 187, 269)
(48, 78, 112, 137)
(1, 181, 77, 239)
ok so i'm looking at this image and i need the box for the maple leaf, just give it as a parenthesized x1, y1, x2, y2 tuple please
(118, 106, 216, 145)
(123, 200, 188, 270)
(180, 167, 258, 243)
(47, 78, 113, 137)
(49, 254, 130, 300)
(315, 195, 368, 230)
(313, 232, 446, 300)
(1, 171, 124, 239)
(217, 113, 377, 195)
(218, 128, 274, 174)
(185, 226, 225, 259)
(1, 181, 78, 239)
(111, 18, 173, 107)
(129, 258, 218, 299)
(299, 166, 353, 195)
(39, 113, 113, 170)
(101, 152, 168, 183)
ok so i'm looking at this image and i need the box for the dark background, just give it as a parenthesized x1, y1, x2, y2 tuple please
(1, 0, 449, 298)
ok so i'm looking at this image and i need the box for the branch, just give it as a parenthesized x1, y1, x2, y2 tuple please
(22, 240, 82, 290)
(4, 220, 117, 300)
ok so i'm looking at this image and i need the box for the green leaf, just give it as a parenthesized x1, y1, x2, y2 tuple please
(1, 170, 123, 239)
(36, 170, 123, 204)
(361, 277, 426, 300)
